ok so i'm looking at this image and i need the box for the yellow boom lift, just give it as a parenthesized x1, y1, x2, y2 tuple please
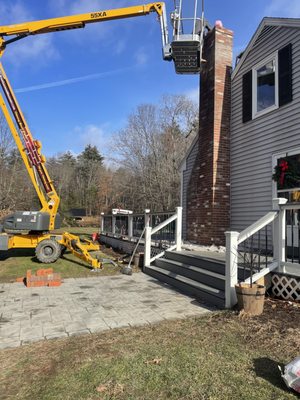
(0, 2, 205, 268)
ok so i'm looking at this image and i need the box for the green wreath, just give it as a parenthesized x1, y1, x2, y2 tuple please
(272, 158, 300, 189)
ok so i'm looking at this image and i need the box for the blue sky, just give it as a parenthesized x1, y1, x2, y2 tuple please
(1, 0, 299, 157)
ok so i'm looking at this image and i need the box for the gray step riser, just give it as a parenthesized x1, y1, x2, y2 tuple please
(149, 265, 225, 300)
(165, 252, 226, 275)
(164, 253, 251, 281)
(145, 266, 225, 309)
(156, 259, 248, 285)
(155, 259, 225, 291)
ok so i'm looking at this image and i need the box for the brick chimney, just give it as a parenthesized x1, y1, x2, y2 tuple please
(186, 26, 233, 246)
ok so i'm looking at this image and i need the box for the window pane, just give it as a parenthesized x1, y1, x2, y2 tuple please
(257, 60, 275, 112)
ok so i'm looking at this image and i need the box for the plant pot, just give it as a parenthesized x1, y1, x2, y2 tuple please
(235, 283, 266, 315)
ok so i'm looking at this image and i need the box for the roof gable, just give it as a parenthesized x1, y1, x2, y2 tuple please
(232, 17, 300, 79)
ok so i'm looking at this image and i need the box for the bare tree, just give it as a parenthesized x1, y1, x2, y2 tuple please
(0, 95, 198, 220)
(111, 94, 198, 211)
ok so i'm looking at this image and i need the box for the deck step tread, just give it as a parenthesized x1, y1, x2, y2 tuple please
(166, 250, 225, 265)
(157, 257, 250, 281)
(156, 258, 225, 280)
(146, 265, 225, 300)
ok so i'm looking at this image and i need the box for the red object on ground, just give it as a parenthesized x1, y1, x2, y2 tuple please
(16, 269, 62, 287)
(92, 232, 99, 242)
(36, 268, 54, 276)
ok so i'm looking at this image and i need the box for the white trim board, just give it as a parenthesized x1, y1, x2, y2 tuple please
(232, 17, 300, 80)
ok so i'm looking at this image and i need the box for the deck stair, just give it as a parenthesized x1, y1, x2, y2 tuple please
(144, 250, 249, 308)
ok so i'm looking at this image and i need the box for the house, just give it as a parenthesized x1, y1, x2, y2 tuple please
(181, 18, 300, 251)
(100, 18, 300, 307)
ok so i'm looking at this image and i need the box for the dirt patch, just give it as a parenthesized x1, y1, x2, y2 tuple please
(99, 244, 142, 273)
(100, 244, 127, 259)
(213, 297, 300, 359)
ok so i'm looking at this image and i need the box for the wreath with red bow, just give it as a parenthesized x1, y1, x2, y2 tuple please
(272, 158, 300, 189)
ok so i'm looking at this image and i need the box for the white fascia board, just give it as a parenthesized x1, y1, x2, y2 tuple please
(232, 17, 300, 80)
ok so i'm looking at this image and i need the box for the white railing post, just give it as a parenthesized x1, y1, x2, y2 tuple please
(225, 231, 239, 308)
(144, 209, 151, 228)
(272, 198, 288, 262)
(112, 215, 116, 235)
(100, 212, 104, 233)
(175, 206, 182, 251)
(144, 226, 152, 269)
(128, 215, 133, 239)
(144, 209, 152, 270)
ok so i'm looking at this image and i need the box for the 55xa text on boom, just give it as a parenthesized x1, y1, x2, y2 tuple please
(91, 12, 107, 19)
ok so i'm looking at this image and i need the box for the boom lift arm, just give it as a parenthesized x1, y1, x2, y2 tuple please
(0, 3, 171, 59)
(0, 2, 171, 232)
(0, 3, 171, 268)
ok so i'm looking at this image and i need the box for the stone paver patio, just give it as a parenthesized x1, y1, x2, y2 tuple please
(0, 273, 211, 349)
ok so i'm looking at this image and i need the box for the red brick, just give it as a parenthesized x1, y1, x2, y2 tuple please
(186, 26, 233, 246)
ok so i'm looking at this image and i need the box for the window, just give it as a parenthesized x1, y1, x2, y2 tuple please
(242, 43, 293, 123)
(272, 149, 300, 201)
(272, 150, 300, 255)
(253, 56, 278, 117)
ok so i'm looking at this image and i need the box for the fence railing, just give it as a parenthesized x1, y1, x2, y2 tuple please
(102, 215, 128, 236)
(101, 210, 177, 247)
(132, 214, 144, 237)
(144, 207, 182, 266)
(282, 203, 300, 263)
(225, 198, 288, 308)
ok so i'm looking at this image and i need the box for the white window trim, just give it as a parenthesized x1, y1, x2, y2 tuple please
(252, 52, 279, 119)
(272, 147, 300, 198)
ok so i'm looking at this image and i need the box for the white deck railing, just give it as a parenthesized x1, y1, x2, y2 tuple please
(144, 207, 182, 267)
(224, 198, 289, 308)
(100, 211, 175, 239)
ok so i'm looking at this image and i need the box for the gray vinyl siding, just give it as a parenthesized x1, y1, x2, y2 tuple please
(181, 137, 199, 239)
(231, 26, 300, 231)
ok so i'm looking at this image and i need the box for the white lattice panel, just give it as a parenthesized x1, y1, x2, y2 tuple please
(272, 274, 300, 301)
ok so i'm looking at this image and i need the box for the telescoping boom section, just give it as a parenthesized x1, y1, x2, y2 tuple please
(0, 3, 172, 269)
(0, 64, 60, 228)
(0, 3, 171, 60)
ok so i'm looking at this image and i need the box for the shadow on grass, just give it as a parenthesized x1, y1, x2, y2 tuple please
(0, 248, 92, 271)
(253, 357, 288, 391)
(60, 253, 92, 270)
(0, 248, 35, 260)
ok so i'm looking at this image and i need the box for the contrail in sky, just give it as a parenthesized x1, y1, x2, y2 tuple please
(15, 66, 135, 93)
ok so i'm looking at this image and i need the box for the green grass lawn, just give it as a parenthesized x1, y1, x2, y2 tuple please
(0, 300, 299, 400)
(0, 227, 121, 283)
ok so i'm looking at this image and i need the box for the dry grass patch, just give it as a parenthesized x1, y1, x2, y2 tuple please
(0, 299, 299, 400)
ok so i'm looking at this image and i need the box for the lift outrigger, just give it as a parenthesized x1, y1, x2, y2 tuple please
(0, 2, 206, 269)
